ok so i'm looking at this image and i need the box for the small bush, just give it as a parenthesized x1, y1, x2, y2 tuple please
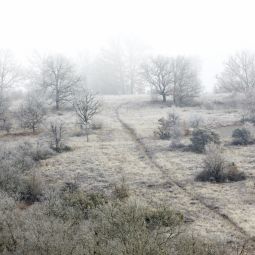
(15, 140, 55, 164)
(191, 129, 220, 153)
(47, 183, 108, 221)
(175, 236, 226, 255)
(196, 144, 246, 183)
(232, 128, 253, 145)
(0, 141, 53, 197)
(48, 120, 67, 152)
(113, 178, 130, 200)
(19, 174, 43, 203)
(91, 201, 183, 255)
(196, 144, 226, 182)
(144, 207, 183, 229)
(17, 94, 46, 133)
(154, 111, 182, 140)
(226, 162, 246, 182)
(189, 115, 204, 129)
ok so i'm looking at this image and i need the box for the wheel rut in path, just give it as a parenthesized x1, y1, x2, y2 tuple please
(115, 102, 252, 242)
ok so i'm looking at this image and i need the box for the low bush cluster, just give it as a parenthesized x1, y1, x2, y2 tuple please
(0, 183, 245, 255)
(0, 140, 54, 201)
(196, 144, 246, 183)
(191, 129, 220, 153)
(232, 128, 253, 145)
(46, 182, 108, 222)
(113, 178, 130, 200)
(154, 111, 182, 140)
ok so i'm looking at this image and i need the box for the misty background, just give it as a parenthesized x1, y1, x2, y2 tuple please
(1, 0, 255, 92)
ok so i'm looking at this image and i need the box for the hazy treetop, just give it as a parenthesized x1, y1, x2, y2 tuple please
(1, 0, 255, 91)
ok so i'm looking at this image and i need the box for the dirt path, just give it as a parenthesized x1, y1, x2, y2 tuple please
(115, 101, 254, 247)
(39, 97, 254, 249)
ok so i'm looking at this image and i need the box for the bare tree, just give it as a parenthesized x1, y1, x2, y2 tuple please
(142, 56, 173, 103)
(142, 55, 201, 105)
(89, 39, 145, 95)
(90, 43, 127, 95)
(171, 56, 201, 106)
(17, 94, 46, 133)
(48, 120, 66, 152)
(73, 89, 101, 142)
(216, 51, 255, 93)
(0, 50, 21, 95)
(34, 54, 80, 110)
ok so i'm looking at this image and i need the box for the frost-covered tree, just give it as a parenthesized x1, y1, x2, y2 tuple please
(142, 55, 201, 105)
(0, 50, 21, 95)
(17, 94, 46, 133)
(142, 56, 173, 103)
(216, 51, 255, 93)
(33, 54, 80, 110)
(171, 56, 201, 106)
(73, 89, 101, 142)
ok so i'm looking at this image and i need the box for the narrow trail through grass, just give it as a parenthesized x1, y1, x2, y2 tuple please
(116, 102, 252, 243)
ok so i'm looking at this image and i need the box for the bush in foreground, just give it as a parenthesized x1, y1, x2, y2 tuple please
(0, 141, 54, 198)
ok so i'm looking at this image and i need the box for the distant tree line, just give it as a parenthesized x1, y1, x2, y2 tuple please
(2, 47, 255, 112)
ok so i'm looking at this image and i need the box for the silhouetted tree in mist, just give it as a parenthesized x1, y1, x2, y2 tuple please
(73, 89, 101, 142)
(142, 55, 201, 105)
(217, 51, 255, 93)
(33, 54, 80, 110)
(0, 50, 21, 95)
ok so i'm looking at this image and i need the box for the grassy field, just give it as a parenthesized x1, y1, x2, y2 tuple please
(2, 94, 255, 251)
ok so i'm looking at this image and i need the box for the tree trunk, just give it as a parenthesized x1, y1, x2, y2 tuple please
(56, 88, 60, 110)
(56, 100, 59, 110)
(86, 125, 89, 142)
(162, 94, 166, 103)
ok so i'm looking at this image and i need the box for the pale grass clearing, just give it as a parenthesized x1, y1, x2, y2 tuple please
(35, 95, 245, 244)
(118, 95, 255, 238)
(1, 95, 252, 244)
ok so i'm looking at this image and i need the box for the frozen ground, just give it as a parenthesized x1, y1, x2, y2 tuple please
(2, 95, 255, 249)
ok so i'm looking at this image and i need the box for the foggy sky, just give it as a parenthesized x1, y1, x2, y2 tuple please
(1, 0, 255, 91)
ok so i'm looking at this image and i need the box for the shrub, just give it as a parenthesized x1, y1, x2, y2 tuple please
(196, 144, 246, 183)
(144, 207, 183, 229)
(226, 162, 246, 182)
(19, 174, 43, 203)
(17, 94, 46, 133)
(175, 236, 226, 255)
(0, 143, 35, 195)
(196, 144, 226, 182)
(91, 200, 183, 255)
(189, 115, 204, 129)
(47, 183, 108, 222)
(32, 140, 56, 161)
(0, 163, 22, 196)
(154, 111, 181, 140)
(232, 128, 253, 145)
(0, 141, 53, 197)
(113, 178, 130, 200)
(48, 120, 67, 152)
(191, 129, 220, 153)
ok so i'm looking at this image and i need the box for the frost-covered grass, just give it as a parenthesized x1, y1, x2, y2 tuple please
(1, 94, 255, 248)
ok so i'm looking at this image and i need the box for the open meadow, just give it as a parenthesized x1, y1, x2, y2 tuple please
(1, 93, 255, 254)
